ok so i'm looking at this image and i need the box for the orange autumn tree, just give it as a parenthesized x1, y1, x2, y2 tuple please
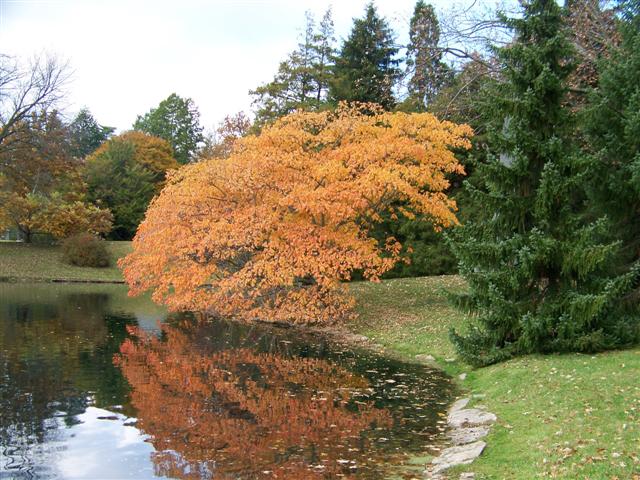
(120, 104, 472, 323)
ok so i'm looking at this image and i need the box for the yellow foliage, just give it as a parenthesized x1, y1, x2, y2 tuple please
(87, 130, 179, 180)
(120, 104, 472, 323)
(0, 188, 112, 240)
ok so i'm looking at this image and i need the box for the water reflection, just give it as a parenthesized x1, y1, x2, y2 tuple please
(0, 283, 453, 479)
(115, 320, 453, 479)
(116, 323, 391, 478)
(0, 283, 159, 478)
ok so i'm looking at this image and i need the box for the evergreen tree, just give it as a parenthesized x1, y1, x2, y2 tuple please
(449, 0, 639, 366)
(582, 0, 640, 305)
(133, 93, 203, 164)
(404, 1, 449, 111)
(330, 3, 400, 110)
(312, 9, 336, 104)
(250, 9, 335, 127)
(69, 108, 114, 158)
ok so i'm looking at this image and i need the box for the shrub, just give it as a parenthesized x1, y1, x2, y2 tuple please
(61, 233, 111, 268)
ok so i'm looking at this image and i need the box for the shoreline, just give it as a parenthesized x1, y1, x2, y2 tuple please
(0, 276, 125, 284)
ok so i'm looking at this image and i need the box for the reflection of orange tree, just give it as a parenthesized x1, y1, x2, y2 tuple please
(115, 325, 392, 479)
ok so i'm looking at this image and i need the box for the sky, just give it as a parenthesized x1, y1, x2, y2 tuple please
(1, 0, 458, 133)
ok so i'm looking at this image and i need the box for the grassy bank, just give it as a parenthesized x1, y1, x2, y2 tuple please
(350, 276, 640, 480)
(0, 241, 131, 283)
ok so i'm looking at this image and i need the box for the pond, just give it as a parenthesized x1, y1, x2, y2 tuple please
(0, 282, 454, 479)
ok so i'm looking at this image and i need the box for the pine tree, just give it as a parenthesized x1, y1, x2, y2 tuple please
(330, 3, 400, 110)
(250, 9, 335, 127)
(449, 0, 639, 366)
(69, 108, 114, 158)
(312, 8, 336, 105)
(405, 1, 449, 111)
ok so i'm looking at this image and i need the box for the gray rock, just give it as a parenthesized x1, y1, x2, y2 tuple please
(431, 441, 486, 474)
(448, 408, 497, 429)
(458, 372, 467, 380)
(415, 353, 436, 362)
(459, 473, 476, 480)
(448, 426, 491, 445)
(449, 397, 470, 413)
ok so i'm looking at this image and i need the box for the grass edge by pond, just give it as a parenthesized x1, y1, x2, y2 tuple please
(349, 277, 640, 480)
(2, 242, 638, 479)
(0, 241, 131, 283)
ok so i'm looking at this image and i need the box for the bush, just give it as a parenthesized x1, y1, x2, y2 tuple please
(61, 233, 111, 268)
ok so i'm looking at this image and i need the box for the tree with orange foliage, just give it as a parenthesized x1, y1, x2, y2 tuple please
(121, 104, 471, 323)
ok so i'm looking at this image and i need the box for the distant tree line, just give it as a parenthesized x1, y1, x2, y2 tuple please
(0, 57, 206, 241)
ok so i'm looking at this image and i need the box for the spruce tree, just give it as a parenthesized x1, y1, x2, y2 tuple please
(449, 0, 639, 366)
(330, 2, 400, 110)
(69, 108, 114, 158)
(405, 1, 449, 111)
(581, 0, 640, 311)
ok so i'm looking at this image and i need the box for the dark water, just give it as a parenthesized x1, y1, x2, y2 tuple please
(0, 283, 454, 479)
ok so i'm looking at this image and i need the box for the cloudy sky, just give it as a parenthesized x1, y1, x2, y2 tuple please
(1, 0, 459, 132)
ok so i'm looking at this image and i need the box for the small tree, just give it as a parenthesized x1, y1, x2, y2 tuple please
(120, 104, 472, 323)
(198, 112, 252, 160)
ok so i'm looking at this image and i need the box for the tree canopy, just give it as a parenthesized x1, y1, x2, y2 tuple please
(330, 3, 400, 110)
(120, 104, 471, 323)
(68, 108, 114, 158)
(133, 93, 203, 164)
(0, 110, 111, 242)
(85, 131, 178, 240)
(0, 54, 69, 157)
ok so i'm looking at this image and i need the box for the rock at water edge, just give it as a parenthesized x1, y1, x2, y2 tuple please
(431, 440, 486, 474)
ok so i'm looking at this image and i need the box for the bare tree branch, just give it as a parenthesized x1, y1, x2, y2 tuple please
(0, 54, 70, 152)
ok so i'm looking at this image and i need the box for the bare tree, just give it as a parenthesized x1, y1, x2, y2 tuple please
(0, 54, 70, 153)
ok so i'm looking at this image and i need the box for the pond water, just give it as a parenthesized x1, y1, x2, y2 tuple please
(0, 282, 454, 479)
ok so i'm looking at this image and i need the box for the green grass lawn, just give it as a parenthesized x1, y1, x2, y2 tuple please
(0, 241, 131, 282)
(350, 276, 640, 480)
